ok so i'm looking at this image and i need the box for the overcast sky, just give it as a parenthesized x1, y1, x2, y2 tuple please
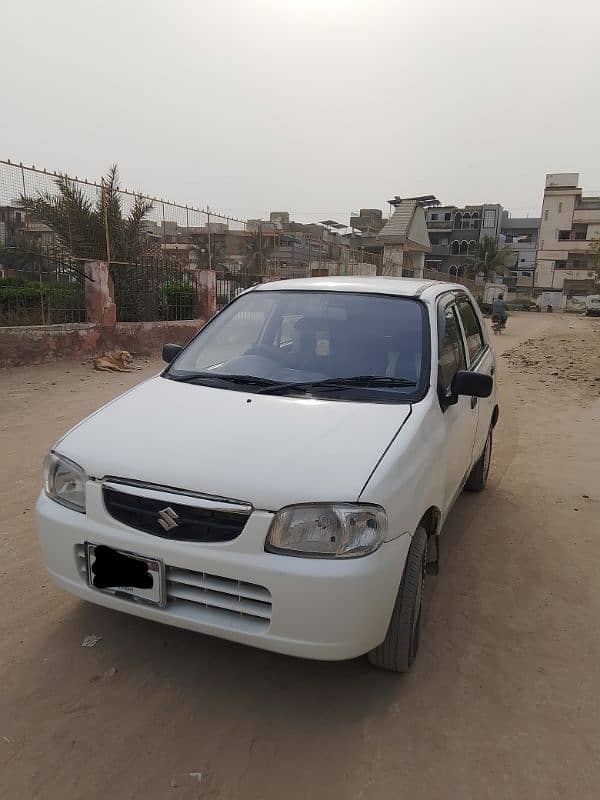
(2, 0, 599, 224)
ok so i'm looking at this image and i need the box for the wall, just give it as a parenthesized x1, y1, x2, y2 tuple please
(0, 260, 215, 368)
(0, 319, 204, 368)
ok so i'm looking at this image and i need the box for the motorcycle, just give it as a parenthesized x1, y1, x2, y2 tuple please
(491, 315, 507, 334)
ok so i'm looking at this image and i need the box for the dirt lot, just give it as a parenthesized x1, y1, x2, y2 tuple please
(1, 313, 599, 800)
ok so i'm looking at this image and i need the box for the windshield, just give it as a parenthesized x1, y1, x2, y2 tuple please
(166, 290, 429, 403)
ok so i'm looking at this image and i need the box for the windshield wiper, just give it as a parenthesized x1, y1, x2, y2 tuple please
(165, 372, 280, 387)
(256, 375, 417, 395)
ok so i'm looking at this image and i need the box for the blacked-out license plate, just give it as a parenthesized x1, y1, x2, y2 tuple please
(86, 543, 165, 607)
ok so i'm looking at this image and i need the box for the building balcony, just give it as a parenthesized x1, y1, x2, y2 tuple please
(427, 219, 452, 230)
(428, 244, 450, 255)
(541, 239, 591, 252)
(572, 209, 600, 224)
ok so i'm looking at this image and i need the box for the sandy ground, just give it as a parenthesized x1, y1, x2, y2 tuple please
(1, 312, 599, 800)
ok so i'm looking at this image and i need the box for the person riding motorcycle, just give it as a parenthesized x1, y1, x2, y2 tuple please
(491, 294, 508, 331)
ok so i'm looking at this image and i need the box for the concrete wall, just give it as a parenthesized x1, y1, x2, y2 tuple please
(0, 260, 215, 368)
(0, 320, 203, 369)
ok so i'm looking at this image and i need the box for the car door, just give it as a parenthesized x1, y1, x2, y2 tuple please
(455, 294, 496, 460)
(437, 296, 478, 508)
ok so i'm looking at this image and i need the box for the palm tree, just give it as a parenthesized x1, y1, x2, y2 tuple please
(19, 164, 153, 263)
(464, 235, 517, 281)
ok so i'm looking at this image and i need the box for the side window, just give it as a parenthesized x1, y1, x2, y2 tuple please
(438, 305, 466, 395)
(456, 298, 485, 362)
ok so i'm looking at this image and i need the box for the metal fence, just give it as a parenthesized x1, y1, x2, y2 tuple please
(110, 257, 199, 322)
(0, 245, 86, 326)
(0, 159, 246, 267)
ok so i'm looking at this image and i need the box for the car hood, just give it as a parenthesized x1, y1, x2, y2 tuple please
(57, 376, 411, 510)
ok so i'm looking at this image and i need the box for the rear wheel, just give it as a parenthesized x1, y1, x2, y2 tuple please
(465, 429, 492, 492)
(368, 527, 427, 673)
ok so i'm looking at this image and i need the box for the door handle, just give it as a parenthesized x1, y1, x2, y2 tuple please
(471, 396, 477, 409)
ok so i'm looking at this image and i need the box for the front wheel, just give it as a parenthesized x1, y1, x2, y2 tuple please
(368, 527, 428, 673)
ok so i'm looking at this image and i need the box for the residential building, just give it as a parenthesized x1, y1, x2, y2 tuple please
(425, 203, 504, 277)
(501, 215, 539, 293)
(535, 173, 600, 291)
(349, 209, 385, 235)
(0, 206, 55, 249)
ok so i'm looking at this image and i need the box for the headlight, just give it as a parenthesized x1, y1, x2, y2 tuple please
(266, 504, 387, 559)
(43, 452, 87, 513)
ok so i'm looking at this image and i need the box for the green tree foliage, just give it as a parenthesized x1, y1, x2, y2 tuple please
(464, 235, 517, 280)
(20, 164, 153, 262)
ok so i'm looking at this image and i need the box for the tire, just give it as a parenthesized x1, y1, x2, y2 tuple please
(465, 429, 492, 492)
(368, 527, 427, 673)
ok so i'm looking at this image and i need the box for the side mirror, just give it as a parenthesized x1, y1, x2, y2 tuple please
(162, 343, 182, 364)
(452, 370, 493, 399)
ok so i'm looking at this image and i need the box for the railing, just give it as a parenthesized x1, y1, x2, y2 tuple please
(0, 245, 86, 326)
(427, 219, 452, 229)
(110, 257, 199, 322)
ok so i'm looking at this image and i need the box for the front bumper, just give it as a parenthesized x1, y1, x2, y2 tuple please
(35, 485, 410, 661)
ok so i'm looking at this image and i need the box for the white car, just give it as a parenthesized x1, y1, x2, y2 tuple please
(36, 277, 497, 672)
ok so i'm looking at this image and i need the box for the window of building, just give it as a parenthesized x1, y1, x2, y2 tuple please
(483, 209, 496, 228)
(558, 201, 563, 213)
(444, 212, 451, 221)
(544, 210, 549, 222)
(15, 212, 22, 223)
(554, 261, 567, 270)
(451, 241, 460, 255)
(457, 298, 485, 362)
(430, 213, 438, 221)
(558, 230, 570, 240)
(454, 213, 462, 229)
(438, 305, 467, 395)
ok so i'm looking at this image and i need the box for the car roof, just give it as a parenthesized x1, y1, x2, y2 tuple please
(254, 275, 465, 299)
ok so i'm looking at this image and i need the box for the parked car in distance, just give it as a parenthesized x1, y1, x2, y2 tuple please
(584, 295, 600, 316)
(36, 277, 497, 673)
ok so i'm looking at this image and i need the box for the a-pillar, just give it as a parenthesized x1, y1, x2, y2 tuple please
(383, 244, 404, 277)
(197, 270, 217, 319)
(412, 251, 425, 279)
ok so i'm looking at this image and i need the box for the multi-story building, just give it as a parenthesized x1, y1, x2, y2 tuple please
(501, 215, 540, 293)
(535, 173, 600, 291)
(425, 203, 504, 276)
(0, 206, 55, 249)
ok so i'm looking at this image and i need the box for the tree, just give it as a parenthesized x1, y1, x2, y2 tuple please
(588, 237, 600, 281)
(464, 235, 517, 281)
(19, 164, 153, 262)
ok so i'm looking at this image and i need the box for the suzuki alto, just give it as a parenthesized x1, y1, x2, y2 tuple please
(37, 277, 497, 672)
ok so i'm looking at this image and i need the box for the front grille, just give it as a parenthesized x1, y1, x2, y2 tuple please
(103, 487, 248, 542)
(74, 546, 272, 633)
(167, 567, 272, 631)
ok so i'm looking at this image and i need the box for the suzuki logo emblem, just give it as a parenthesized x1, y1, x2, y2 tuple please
(158, 506, 179, 532)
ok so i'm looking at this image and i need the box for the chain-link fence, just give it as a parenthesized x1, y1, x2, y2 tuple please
(0, 159, 246, 267)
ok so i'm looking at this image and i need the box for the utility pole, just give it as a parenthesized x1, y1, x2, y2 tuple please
(207, 206, 213, 271)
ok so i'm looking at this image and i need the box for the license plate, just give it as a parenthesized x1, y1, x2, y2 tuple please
(86, 543, 165, 607)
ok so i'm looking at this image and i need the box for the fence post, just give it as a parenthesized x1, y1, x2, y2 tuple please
(84, 260, 116, 329)
(197, 269, 216, 319)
